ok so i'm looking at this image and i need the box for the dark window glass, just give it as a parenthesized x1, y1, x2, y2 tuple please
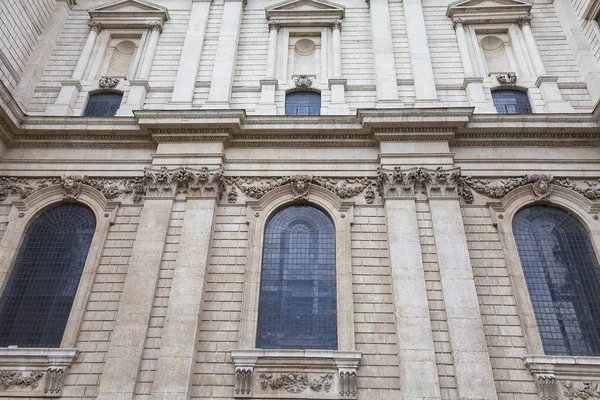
(492, 89, 532, 114)
(513, 205, 600, 355)
(256, 205, 337, 349)
(0, 204, 96, 348)
(285, 91, 321, 116)
(84, 92, 123, 117)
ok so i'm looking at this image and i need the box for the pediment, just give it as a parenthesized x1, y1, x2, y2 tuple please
(89, 0, 169, 27)
(447, 0, 532, 22)
(266, 0, 345, 26)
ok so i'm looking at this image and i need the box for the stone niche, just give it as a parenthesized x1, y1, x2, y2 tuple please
(231, 349, 361, 399)
(0, 348, 79, 398)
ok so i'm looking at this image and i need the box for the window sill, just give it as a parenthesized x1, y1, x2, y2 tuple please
(0, 348, 79, 397)
(523, 354, 600, 400)
(231, 349, 361, 399)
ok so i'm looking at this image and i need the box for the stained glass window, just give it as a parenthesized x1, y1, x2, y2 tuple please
(84, 92, 123, 117)
(285, 91, 321, 116)
(0, 204, 96, 348)
(492, 89, 532, 114)
(256, 205, 337, 349)
(513, 205, 600, 355)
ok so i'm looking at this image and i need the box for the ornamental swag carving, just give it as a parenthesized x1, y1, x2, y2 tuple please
(144, 166, 225, 198)
(0, 370, 44, 391)
(259, 372, 333, 394)
(562, 381, 600, 400)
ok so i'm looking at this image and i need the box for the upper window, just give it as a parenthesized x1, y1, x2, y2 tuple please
(513, 205, 600, 356)
(256, 205, 337, 350)
(285, 91, 321, 116)
(84, 92, 123, 117)
(0, 203, 96, 347)
(492, 89, 532, 114)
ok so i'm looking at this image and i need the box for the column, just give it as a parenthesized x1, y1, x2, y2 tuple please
(517, 16, 573, 112)
(117, 21, 164, 116)
(151, 196, 218, 400)
(204, 0, 244, 109)
(46, 20, 101, 116)
(97, 190, 175, 400)
(170, 0, 211, 106)
(328, 20, 349, 115)
(428, 196, 498, 400)
(452, 18, 495, 113)
(381, 189, 441, 400)
(369, 0, 403, 107)
(15, 0, 72, 110)
(404, 0, 438, 103)
(256, 22, 279, 115)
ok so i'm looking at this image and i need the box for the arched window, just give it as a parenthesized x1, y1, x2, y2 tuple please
(513, 205, 600, 355)
(285, 91, 321, 116)
(256, 205, 337, 349)
(492, 89, 532, 114)
(84, 92, 123, 117)
(0, 204, 96, 348)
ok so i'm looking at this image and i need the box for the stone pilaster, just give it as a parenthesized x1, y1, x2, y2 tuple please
(204, 0, 244, 109)
(378, 168, 442, 400)
(151, 168, 224, 400)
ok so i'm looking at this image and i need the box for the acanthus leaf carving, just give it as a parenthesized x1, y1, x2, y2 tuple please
(259, 372, 333, 394)
(99, 76, 120, 89)
(0, 370, 44, 391)
(294, 75, 313, 88)
(377, 166, 464, 200)
(143, 167, 225, 199)
(496, 73, 517, 85)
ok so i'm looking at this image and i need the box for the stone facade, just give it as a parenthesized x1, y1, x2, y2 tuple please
(0, 0, 600, 399)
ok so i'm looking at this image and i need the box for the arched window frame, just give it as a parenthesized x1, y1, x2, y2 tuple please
(232, 185, 361, 395)
(285, 88, 322, 116)
(491, 185, 600, 357)
(0, 184, 118, 349)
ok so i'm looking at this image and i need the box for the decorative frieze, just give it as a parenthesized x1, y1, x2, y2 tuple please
(377, 166, 465, 200)
(562, 381, 600, 400)
(144, 166, 225, 198)
(260, 372, 333, 394)
(0, 371, 44, 391)
(225, 175, 375, 204)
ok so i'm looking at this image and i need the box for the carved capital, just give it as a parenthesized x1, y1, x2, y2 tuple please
(150, 21, 164, 33)
(377, 166, 464, 200)
(331, 20, 342, 31)
(143, 167, 224, 199)
(88, 20, 102, 33)
(268, 21, 280, 32)
(517, 15, 532, 28)
(452, 18, 465, 30)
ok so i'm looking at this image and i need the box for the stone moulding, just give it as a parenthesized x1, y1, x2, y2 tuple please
(523, 355, 600, 400)
(231, 349, 361, 399)
(0, 348, 79, 398)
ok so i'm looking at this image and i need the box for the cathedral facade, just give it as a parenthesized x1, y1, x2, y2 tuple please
(0, 0, 600, 398)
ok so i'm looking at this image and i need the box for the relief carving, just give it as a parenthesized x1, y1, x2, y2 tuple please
(225, 175, 375, 203)
(377, 166, 465, 200)
(259, 372, 333, 394)
(496, 73, 517, 85)
(235, 368, 252, 398)
(339, 370, 357, 399)
(294, 75, 313, 88)
(0, 370, 44, 391)
(99, 76, 120, 89)
(562, 381, 600, 400)
(44, 367, 67, 395)
(143, 167, 224, 199)
(534, 374, 558, 400)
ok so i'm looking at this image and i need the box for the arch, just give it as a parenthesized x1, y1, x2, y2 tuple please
(0, 184, 118, 347)
(106, 40, 137, 77)
(256, 204, 337, 350)
(0, 203, 96, 348)
(513, 205, 600, 356)
(285, 90, 321, 115)
(84, 91, 124, 117)
(491, 88, 532, 114)
(238, 184, 356, 351)
(490, 185, 600, 354)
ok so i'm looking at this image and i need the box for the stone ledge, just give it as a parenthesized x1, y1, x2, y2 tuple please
(0, 348, 79, 397)
(231, 349, 361, 399)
